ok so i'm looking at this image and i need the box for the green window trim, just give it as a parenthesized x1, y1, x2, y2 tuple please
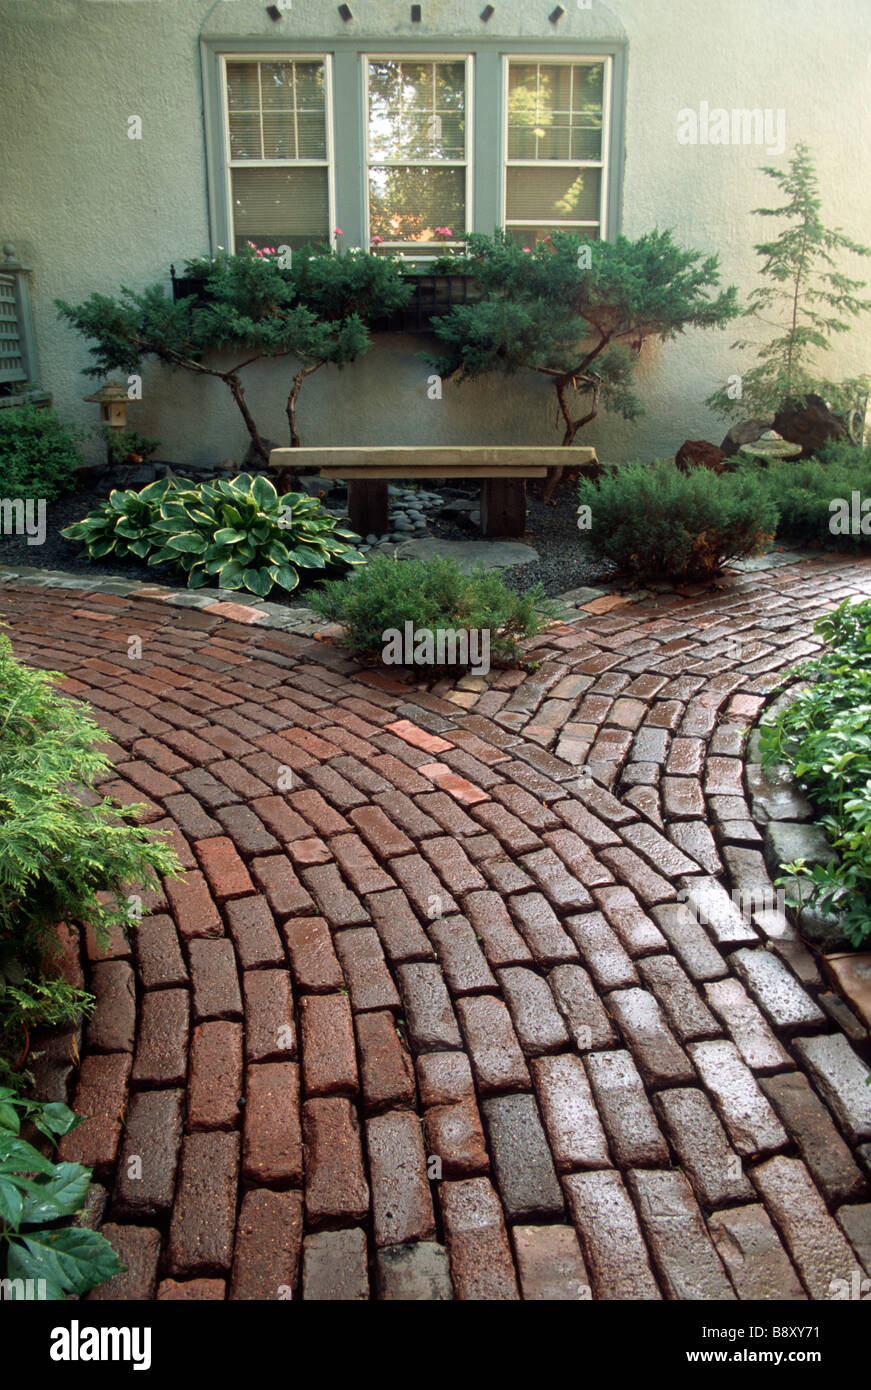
(200, 34, 626, 258)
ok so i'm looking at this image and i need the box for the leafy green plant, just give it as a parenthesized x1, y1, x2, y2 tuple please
(747, 439, 871, 547)
(96, 424, 160, 467)
(61, 476, 176, 563)
(759, 596, 871, 946)
(310, 552, 554, 667)
(429, 228, 739, 498)
(0, 1091, 121, 1299)
(0, 630, 181, 1074)
(62, 473, 365, 597)
(0, 403, 86, 503)
(707, 142, 871, 420)
(577, 458, 778, 581)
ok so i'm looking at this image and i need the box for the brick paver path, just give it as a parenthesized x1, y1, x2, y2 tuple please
(4, 553, 871, 1300)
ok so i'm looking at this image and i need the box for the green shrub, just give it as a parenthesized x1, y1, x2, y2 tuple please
(62, 473, 365, 597)
(0, 630, 181, 1076)
(759, 597, 871, 946)
(309, 552, 554, 667)
(0, 404, 85, 502)
(578, 459, 778, 581)
(751, 440, 871, 547)
(97, 424, 160, 467)
(0, 1091, 122, 1299)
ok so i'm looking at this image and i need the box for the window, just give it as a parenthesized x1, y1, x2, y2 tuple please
(365, 56, 470, 259)
(204, 41, 624, 261)
(222, 56, 333, 251)
(503, 57, 611, 246)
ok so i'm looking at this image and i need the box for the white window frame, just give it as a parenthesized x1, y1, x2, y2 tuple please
(220, 52, 337, 252)
(362, 53, 474, 262)
(501, 54, 612, 241)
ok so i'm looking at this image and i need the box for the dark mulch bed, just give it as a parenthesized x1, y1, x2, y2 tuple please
(0, 476, 616, 607)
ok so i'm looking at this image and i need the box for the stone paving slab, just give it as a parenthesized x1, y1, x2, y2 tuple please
(7, 551, 871, 1301)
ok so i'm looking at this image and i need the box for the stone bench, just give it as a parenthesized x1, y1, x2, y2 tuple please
(267, 446, 598, 538)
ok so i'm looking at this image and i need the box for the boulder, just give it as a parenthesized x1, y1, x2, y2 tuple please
(674, 439, 727, 474)
(241, 439, 281, 473)
(719, 416, 774, 456)
(773, 395, 848, 457)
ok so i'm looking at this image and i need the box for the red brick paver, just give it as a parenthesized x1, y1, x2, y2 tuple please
(8, 553, 871, 1300)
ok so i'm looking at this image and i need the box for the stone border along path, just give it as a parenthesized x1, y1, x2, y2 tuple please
(4, 552, 871, 1301)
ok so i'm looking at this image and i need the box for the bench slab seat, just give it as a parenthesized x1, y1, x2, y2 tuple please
(267, 446, 598, 538)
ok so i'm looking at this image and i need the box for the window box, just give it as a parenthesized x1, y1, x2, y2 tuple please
(371, 270, 481, 333)
(169, 267, 217, 305)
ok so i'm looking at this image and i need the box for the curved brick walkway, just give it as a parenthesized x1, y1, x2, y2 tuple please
(5, 553, 871, 1301)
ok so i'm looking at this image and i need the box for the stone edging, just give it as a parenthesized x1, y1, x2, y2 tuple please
(744, 692, 871, 1032)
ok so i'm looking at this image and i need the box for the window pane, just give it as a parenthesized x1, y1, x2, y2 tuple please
(295, 62, 326, 108)
(226, 59, 326, 162)
(262, 112, 297, 160)
(369, 166, 465, 243)
(368, 59, 466, 161)
(231, 166, 329, 249)
(506, 166, 601, 222)
(227, 62, 260, 110)
(229, 113, 262, 161)
(507, 60, 603, 162)
(297, 112, 327, 160)
(259, 62, 296, 111)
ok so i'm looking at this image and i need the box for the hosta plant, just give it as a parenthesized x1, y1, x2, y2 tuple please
(153, 474, 366, 596)
(0, 1091, 122, 1299)
(61, 476, 176, 562)
(62, 473, 365, 597)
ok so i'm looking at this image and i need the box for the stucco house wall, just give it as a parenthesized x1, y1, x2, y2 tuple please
(2, 0, 870, 467)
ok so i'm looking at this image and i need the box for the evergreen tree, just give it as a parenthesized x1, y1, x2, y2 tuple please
(429, 229, 738, 499)
(58, 244, 411, 462)
(707, 142, 871, 420)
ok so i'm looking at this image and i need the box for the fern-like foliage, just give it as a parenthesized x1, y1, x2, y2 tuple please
(0, 630, 181, 1074)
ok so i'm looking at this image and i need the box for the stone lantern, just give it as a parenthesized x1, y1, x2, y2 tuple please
(84, 378, 129, 430)
(83, 379, 131, 465)
(739, 429, 802, 464)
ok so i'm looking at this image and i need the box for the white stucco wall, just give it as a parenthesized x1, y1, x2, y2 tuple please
(2, 0, 870, 466)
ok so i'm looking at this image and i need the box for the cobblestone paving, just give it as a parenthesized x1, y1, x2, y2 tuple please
(4, 553, 871, 1301)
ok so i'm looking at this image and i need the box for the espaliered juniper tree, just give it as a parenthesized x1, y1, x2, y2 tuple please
(429, 229, 739, 499)
(57, 244, 411, 463)
(706, 142, 871, 421)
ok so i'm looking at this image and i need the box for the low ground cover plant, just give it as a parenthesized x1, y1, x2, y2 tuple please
(0, 630, 180, 1082)
(62, 473, 365, 597)
(759, 597, 871, 946)
(0, 1091, 121, 1299)
(310, 552, 554, 668)
(578, 458, 777, 581)
(748, 440, 871, 547)
(0, 404, 85, 503)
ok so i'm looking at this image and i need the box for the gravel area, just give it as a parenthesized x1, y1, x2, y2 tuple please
(428, 482, 617, 596)
(0, 475, 616, 606)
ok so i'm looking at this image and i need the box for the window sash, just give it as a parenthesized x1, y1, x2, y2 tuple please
(220, 54, 335, 251)
(363, 54, 473, 255)
(502, 55, 612, 239)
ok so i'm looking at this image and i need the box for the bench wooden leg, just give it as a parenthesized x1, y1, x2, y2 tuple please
(480, 479, 527, 537)
(347, 480, 388, 538)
